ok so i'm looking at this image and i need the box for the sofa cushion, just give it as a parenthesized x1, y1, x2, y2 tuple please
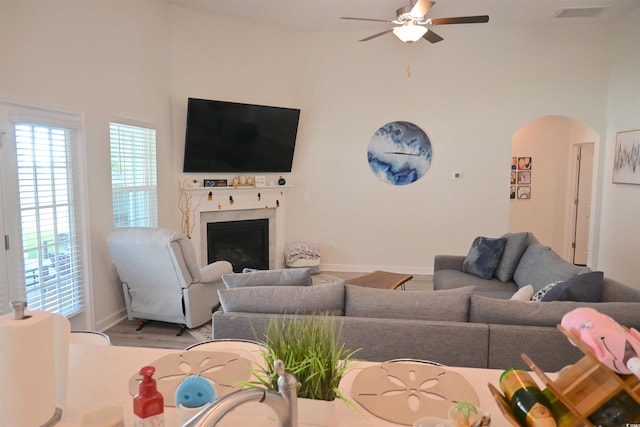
(541, 271, 604, 302)
(513, 244, 589, 292)
(462, 237, 507, 280)
(433, 270, 518, 294)
(495, 232, 529, 282)
(222, 267, 312, 288)
(345, 285, 475, 322)
(469, 295, 640, 329)
(218, 282, 344, 315)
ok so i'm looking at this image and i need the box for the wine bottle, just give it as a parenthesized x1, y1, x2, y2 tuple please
(500, 369, 557, 427)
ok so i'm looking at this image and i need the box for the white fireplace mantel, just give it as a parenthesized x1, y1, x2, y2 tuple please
(185, 186, 289, 270)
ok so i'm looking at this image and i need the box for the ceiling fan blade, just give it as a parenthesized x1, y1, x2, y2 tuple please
(359, 28, 394, 42)
(410, 0, 434, 18)
(341, 17, 394, 24)
(430, 15, 489, 25)
(423, 29, 444, 43)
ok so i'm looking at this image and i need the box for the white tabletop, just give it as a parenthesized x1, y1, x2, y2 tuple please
(59, 343, 511, 427)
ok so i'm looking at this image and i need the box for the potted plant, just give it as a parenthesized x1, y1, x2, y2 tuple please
(245, 313, 360, 426)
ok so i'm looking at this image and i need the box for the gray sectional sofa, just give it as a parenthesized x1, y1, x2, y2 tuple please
(212, 277, 640, 372)
(434, 232, 594, 299)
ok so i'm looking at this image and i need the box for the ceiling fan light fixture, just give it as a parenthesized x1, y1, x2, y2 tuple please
(392, 24, 428, 42)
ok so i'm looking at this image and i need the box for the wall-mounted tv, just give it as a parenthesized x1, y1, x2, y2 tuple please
(183, 98, 301, 173)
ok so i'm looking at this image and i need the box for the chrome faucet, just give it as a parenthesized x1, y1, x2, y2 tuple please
(183, 360, 298, 427)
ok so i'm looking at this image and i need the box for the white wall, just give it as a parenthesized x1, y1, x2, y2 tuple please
(282, 24, 610, 273)
(0, 0, 174, 329)
(598, 6, 640, 288)
(509, 116, 597, 261)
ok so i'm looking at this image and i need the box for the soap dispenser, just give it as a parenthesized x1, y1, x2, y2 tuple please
(133, 366, 164, 426)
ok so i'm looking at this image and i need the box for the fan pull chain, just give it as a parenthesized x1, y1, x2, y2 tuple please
(406, 43, 415, 77)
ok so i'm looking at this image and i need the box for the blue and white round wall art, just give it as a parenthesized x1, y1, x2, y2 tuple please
(367, 121, 432, 186)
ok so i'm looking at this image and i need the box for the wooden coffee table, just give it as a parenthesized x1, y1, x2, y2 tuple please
(345, 270, 413, 290)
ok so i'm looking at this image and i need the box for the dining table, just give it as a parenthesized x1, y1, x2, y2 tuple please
(58, 341, 519, 427)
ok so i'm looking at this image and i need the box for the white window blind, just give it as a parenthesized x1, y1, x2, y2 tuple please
(15, 123, 85, 316)
(110, 123, 157, 228)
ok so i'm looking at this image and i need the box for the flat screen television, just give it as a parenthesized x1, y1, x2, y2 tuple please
(183, 98, 301, 173)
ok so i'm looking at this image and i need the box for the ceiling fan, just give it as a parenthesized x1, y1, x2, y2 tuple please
(341, 0, 489, 43)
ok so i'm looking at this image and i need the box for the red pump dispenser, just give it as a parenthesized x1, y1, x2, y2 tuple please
(133, 366, 164, 426)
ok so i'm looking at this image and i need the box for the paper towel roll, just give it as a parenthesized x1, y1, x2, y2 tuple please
(0, 309, 70, 427)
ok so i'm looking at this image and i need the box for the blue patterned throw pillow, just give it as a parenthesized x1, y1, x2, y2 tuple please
(531, 282, 558, 301)
(462, 236, 507, 280)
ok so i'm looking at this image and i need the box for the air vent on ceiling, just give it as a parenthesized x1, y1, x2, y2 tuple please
(554, 6, 609, 18)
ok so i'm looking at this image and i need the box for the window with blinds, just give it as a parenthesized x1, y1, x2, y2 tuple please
(110, 123, 157, 228)
(16, 123, 85, 316)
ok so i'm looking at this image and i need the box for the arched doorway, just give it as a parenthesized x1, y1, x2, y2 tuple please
(509, 116, 597, 266)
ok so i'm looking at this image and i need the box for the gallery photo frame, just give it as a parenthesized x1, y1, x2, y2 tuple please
(510, 156, 533, 199)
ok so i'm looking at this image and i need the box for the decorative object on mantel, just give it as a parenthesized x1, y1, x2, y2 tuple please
(229, 195, 234, 205)
(368, 121, 432, 186)
(351, 360, 479, 425)
(232, 175, 256, 188)
(278, 176, 286, 186)
(612, 128, 640, 185)
(255, 176, 266, 187)
(178, 179, 203, 238)
(203, 178, 227, 188)
(207, 191, 212, 201)
(257, 192, 261, 202)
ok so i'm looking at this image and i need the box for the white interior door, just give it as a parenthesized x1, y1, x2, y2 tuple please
(573, 143, 594, 266)
(0, 111, 27, 315)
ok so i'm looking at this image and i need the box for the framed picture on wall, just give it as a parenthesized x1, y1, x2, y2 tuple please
(510, 186, 516, 199)
(517, 171, 531, 185)
(517, 157, 532, 170)
(612, 129, 640, 184)
(517, 186, 531, 199)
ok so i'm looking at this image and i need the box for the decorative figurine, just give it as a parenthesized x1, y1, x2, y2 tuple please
(562, 307, 640, 379)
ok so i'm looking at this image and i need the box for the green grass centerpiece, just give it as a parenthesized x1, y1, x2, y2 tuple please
(247, 313, 360, 403)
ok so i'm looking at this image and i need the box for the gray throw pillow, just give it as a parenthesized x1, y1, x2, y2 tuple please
(222, 267, 312, 288)
(344, 285, 475, 322)
(541, 271, 604, 302)
(513, 244, 588, 292)
(218, 282, 344, 314)
(462, 236, 507, 280)
(494, 232, 529, 282)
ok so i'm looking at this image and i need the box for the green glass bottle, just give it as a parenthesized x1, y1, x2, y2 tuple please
(500, 369, 557, 427)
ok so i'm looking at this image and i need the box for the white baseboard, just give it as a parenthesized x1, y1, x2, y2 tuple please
(95, 309, 127, 332)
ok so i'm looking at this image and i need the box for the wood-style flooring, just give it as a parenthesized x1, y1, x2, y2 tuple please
(103, 272, 433, 350)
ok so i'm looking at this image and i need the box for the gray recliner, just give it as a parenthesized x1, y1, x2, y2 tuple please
(107, 227, 233, 334)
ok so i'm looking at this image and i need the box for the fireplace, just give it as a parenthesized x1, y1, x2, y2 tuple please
(193, 187, 286, 270)
(207, 218, 269, 272)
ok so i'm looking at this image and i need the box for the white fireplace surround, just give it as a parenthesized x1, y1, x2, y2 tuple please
(188, 187, 287, 270)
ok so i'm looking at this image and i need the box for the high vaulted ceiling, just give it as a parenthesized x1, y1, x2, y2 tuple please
(167, 0, 640, 33)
